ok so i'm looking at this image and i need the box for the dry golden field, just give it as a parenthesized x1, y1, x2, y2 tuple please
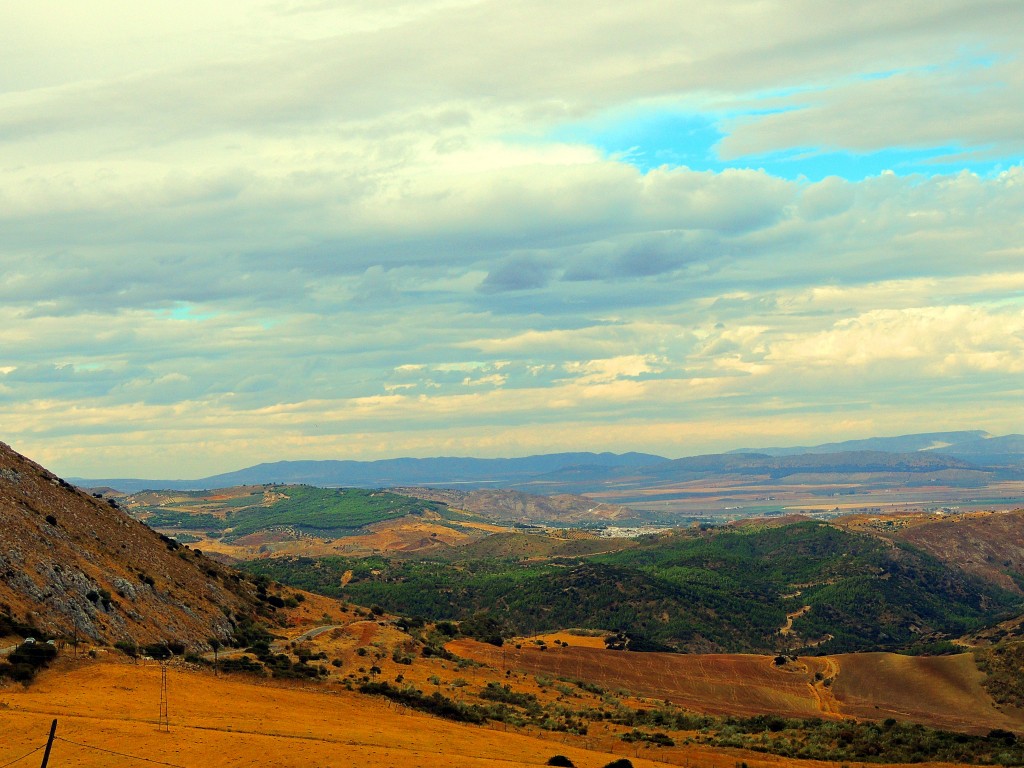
(2, 659, 653, 768)
(0, 656, 992, 768)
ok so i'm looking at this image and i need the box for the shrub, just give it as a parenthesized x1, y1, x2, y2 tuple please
(547, 757, 575, 767)
(0, 662, 36, 683)
(0, 641, 58, 685)
(114, 640, 138, 657)
(219, 656, 265, 675)
(8, 642, 57, 668)
(142, 643, 172, 660)
(435, 621, 458, 636)
(359, 682, 489, 724)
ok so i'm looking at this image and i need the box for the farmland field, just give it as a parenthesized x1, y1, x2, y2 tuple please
(448, 639, 1024, 735)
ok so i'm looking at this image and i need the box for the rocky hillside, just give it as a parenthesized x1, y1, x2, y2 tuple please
(893, 510, 1024, 594)
(390, 487, 639, 526)
(0, 441, 267, 647)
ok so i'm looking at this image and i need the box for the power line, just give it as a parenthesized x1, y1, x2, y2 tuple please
(54, 736, 187, 768)
(0, 745, 42, 768)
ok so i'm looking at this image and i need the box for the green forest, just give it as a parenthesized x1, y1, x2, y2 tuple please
(242, 521, 1022, 653)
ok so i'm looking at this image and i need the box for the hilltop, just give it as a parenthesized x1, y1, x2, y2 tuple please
(244, 518, 1024, 655)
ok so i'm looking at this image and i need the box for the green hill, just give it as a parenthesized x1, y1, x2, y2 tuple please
(134, 485, 446, 540)
(243, 520, 1022, 653)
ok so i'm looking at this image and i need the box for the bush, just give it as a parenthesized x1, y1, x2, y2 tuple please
(603, 761, 633, 768)
(547, 757, 575, 767)
(114, 640, 138, 657)
(359, 681, 488, 724)
(142, 643, 172, 660)
(219, 656, 265, 675)
(435, 621, 458, 636)
(0, 662, 37, 683)
(0, 641, 58, 685)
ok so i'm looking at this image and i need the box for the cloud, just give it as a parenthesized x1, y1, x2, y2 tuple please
(479, 256, 553, 293)
(798, 176, 855, 220)
(563, 355, 667, 384)
(2, 0, 1024, 475)
(718, 54, 1024, 161)
(767, 305, 1024, 373)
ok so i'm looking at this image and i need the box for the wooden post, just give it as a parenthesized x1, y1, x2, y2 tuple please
(39, 719, 57, 768)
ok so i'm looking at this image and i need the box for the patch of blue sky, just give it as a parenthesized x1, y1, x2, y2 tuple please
(550, 111, 724, 174)
(165, 302, 220, 322)
(550, 108, 1016, 181)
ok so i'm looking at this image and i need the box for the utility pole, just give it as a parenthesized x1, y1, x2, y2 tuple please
(158, 664, 170, 732)
(39, 719, 57, 768)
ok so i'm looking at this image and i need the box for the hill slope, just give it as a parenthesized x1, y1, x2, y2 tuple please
(244, 520, 1023, 654)
(390, 486, 641, 526)
(0, 442, 266, 646)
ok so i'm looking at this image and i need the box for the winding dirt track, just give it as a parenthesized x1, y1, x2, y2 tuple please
(777, 606, 810, 636)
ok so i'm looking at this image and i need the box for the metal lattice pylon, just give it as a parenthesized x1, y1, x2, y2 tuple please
(158, 663, 170, 732)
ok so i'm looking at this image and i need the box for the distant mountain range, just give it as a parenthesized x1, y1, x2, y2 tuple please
(72, 451, 667, 493)
(71, 431, 1024, 493)
(731, 430, 1024, 466)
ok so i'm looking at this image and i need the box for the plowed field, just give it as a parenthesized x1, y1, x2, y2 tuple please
(449, 640, 1024, 734)
(831, 652, 1024, 734)
(449, 640, 830, 718)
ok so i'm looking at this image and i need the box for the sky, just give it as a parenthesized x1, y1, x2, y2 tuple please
(2, 0, 1023, 479)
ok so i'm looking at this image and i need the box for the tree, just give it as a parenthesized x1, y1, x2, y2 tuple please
(209, 638, 222, 675)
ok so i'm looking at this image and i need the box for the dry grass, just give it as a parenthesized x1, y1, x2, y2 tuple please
(194, 517, 483, 560)
(0, 659, 725, 768)
(451, 641, 828, 719)
(449, 640, 1024, 736)
(831, 651, 1024, 734)
(2, 655, 988, 768)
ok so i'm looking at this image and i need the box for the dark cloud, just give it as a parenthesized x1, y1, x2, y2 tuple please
(478, 256, 553, 293)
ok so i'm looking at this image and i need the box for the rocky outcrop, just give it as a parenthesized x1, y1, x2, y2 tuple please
(0, 441, 262, 647)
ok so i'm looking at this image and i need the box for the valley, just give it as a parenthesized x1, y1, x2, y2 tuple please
(7, 439, 1024, 767)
